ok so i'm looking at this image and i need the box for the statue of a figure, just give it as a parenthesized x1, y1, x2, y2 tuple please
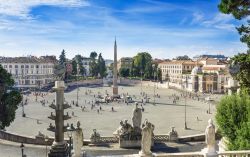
(73, 121, 83, 157)
(53, 64, 66, 81)
(139, 119, 154, 156)
(205, 119, 216, 153)
(132, 103, 142, 129)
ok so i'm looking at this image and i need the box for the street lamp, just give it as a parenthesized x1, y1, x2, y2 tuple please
(152, 64, 156, 105)
(76, 64, 79, 107)
(67, 124, 75, 157)
(20, 143, 24, 157)
(45, 135, 49, 157)
(21, 101, 26, 117)
(140, 70, 143, 96)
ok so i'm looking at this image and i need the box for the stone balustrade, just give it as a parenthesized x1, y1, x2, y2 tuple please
(154, 152, 204, 157)
(217, 150, 250, 157)
(153, 150, 250, 157)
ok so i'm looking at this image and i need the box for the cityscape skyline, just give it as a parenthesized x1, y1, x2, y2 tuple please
(0, 0, 248, 60)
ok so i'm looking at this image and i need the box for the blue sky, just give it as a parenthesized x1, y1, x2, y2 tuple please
(0, 0, 247, 60)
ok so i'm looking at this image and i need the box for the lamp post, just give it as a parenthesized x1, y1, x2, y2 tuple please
(184, 92, 187, 129)
(20, 143, 24, 157)
(45, 135, 49, 157)
(140, 70, 143, 96)
(152, 64, 156, 105)
(21, 101, 25, 117)
(67, 124, 75, 157)
(76, 64, 79, 106)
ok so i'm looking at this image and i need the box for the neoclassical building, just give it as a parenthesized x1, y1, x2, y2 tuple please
(0, 56, 57, 88)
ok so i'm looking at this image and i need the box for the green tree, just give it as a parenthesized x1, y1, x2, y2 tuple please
(218, 0, 250, 93)
(89, 52, 98, 77)
(174, 55, 191, 60)
(0, 65, 22, 129)
(71, 60, 77, 75)
(73, 54, 86, 76)
(216, 93, 250, 150)
(219, 0, 250, 52)
(132, 52, 153, 79)
(97, 53, 106, 78)
(230, 53, 250, 94)
(59, 49, 66, 65)
(119, 67, 130, 77)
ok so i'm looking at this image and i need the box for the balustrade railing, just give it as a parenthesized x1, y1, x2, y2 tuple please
(218, 150, 250, 157)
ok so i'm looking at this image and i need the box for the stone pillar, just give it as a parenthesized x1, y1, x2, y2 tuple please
(113, 38, 118, 97)
(48, 81, 70, 157)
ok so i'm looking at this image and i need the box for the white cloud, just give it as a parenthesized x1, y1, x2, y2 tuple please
(0, 0, 88, 18)
(190, 12, 236, 31)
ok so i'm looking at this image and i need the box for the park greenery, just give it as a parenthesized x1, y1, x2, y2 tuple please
(215, 0, 250, 151)
(59, 50, 107, 79)
(216, 93, 250, 150)
(0, 65, 22, 129)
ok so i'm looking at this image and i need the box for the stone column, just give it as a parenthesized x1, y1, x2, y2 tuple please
(113, 38, 118, 97)
(48, 81, 70, 157)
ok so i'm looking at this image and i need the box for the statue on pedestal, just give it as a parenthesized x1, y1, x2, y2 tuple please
(202, 119, 217, 157)
(132, 103, 142, 132)
(139, 119, 154, 157)
(72, 121, 83, 157)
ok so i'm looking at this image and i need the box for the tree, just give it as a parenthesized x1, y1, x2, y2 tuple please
(119, 67, 130, 77)
(97, 53, 106, 78)
(132, 52, 153, 79)
(219, 0, 250, 52)
(218, 0, 250, 93)
(90, 51, 97, 59)
(174, 55, 191, 60)
(71, 60, 77, 75)
(59, 49, 66, 65)
(216, 93, 250, 150)
(0, 65, 22, 129)
(73, 54, 86, 76)
(89, 52, 98, 77)
(230, 53, 250, 94)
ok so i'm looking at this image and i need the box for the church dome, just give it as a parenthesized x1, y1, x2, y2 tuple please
(191, 66, 202, 75)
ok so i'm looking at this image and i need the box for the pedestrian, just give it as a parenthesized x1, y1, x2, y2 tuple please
(97, 109, 99, 114)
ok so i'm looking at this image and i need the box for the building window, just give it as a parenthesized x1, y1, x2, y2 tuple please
(9, 65, 12, 68)
(21, 65, 24, 68)
(4, 65, 7, 68)
(15, 65, 18, 68)
(36, 65, 39, 68)
(25, 65, 29, 68)
(15, 70, 18, 75)
(31, 65, 34, 68)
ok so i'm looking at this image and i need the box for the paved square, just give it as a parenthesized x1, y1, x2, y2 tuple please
(6, 84, 221, 138)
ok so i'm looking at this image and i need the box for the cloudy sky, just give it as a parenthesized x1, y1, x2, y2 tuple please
(0, 0, 247, 60)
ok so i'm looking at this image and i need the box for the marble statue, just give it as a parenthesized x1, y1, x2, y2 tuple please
(139, 119, 154, 156)
(90, 129, 101, 144)
(202, 119, 216, 157)
(132, 103, 142, 130)
(205, 119, 216, 152)
(73, 121, 83, 157)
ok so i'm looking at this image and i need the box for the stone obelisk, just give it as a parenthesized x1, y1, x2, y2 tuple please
(113, 38, 118, 97)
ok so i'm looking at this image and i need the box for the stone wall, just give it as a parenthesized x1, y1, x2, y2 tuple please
(0, 130, 54, 145)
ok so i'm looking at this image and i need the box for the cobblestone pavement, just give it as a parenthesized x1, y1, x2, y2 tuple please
(6, 84, 222, 139)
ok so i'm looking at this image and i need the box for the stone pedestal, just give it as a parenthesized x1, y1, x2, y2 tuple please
(139, 150, 152, 157)
(202, 148, 217, 157)
(48, 141, 68, 157)
(120, 139, 141, 148)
